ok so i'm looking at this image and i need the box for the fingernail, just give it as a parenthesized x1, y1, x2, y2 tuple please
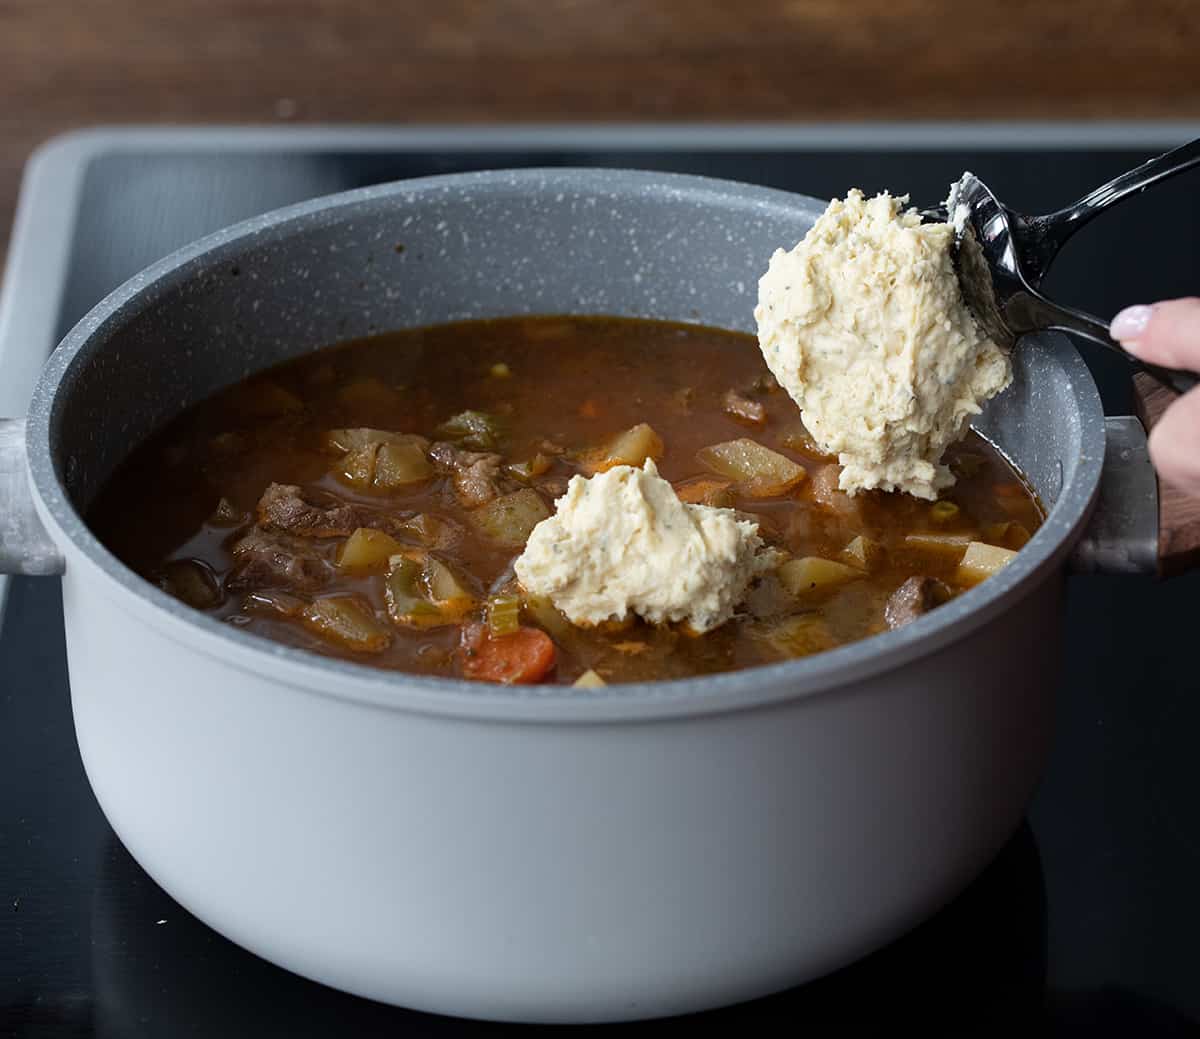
(1110, 304, 1153, 345)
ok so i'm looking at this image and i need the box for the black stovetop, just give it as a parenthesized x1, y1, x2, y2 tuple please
(2, 130, 1199, 1037)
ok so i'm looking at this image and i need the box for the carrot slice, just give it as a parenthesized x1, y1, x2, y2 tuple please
(458, 623, 557, 684)
(673, 477, 735, 508)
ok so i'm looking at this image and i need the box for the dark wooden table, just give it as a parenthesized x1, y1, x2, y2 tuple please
(3, 0, 1200, 258)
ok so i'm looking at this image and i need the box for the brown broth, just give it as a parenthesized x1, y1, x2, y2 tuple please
(88, 316, 1043, 685)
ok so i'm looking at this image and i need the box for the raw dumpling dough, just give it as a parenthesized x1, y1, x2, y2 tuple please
(515, 460, 772, 632)
(755, 189, 1011, 499)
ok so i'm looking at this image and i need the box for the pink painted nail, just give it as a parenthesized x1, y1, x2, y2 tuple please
(1110, 304, 1153, 345)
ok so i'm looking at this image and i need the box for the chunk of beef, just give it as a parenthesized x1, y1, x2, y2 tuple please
(536, 477, 570, 500)
(226, 528, 332, 593)
(429, 441, 505, 508)
(722, 388, 767, 426)
(884, 576, 952, 630)
(256, 483, 410, 538)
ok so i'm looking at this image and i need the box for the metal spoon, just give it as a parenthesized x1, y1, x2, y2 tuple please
(922, 138, 1200, 394)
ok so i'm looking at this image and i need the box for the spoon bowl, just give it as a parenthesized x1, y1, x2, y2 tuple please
(924, 140, 1200, 395)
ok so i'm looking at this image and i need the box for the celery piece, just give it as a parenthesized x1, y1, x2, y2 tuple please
(487, 594, 522, 637)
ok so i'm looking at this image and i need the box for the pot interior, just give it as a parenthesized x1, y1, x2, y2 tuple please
(46, 170, 1094, 535)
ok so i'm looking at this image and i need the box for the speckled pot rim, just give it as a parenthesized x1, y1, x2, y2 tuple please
(25, 168, 1105, 723)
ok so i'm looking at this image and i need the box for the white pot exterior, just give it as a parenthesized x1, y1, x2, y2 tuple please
(62, 549, 1058, 1022)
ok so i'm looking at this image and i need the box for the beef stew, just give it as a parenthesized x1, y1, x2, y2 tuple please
(88, 316, 1043, 685)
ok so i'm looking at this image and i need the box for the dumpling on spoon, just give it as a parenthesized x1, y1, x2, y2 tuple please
(754, 189, 1011, 500)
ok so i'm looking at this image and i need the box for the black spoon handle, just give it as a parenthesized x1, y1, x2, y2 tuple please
(1017, 137, 1200, 281)
(1015, 292, 1198, 395)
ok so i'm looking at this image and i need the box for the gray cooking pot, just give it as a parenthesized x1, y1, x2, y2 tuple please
(0, 169, 1165, 1023)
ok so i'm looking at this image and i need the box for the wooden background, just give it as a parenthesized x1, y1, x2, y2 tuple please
(3, 0, 1200, 253)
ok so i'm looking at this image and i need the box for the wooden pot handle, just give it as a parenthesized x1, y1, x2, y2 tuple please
(1132, 372, 1200, 577)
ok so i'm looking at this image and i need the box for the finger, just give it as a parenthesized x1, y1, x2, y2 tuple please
(1147, 383, 1200, 498)
(1110, 297, 1200, 372)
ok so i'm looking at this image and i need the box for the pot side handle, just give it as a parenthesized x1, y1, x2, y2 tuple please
(1133, 372, 1200, 577)
(1069, 415, 1159, 575)
(1, 418, 65, 576)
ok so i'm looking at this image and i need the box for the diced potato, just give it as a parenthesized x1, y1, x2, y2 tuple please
(696, 439, 806, 498)
(436, 410, 504, 450)
(753, 613, 837, 658)
(333, 432, 431, 491)
(581, 423, 665, 474)
(471, 489, 551, 548)
(984, 521, 1032, 550)
(903, 532, 975, 564)
(384, 556, 451, 628)
(842, 535, 885, 572)
(158, 559, 223, 609)
(574, 669, 607, 688)
(673, 477, 735, 509)
(337, 377, 402, 411)
(778, 556, 864, 600)
(324, 427, 416, 453)
(808, 464, 861, 518)
(374, 440, 433, 487)
(421, 554, 473, 606)
(606, 423, 664, 467)
(506, 453, 552, 482)
(302, 596, 392, 653)
(338, 443, 377, 488)
(956, 541, 1018, 586)
(337, 528, 405, 572)
(807, 463, 839, 501)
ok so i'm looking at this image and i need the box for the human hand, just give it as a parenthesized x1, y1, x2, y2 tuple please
(1110, 298, 1200, 497)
